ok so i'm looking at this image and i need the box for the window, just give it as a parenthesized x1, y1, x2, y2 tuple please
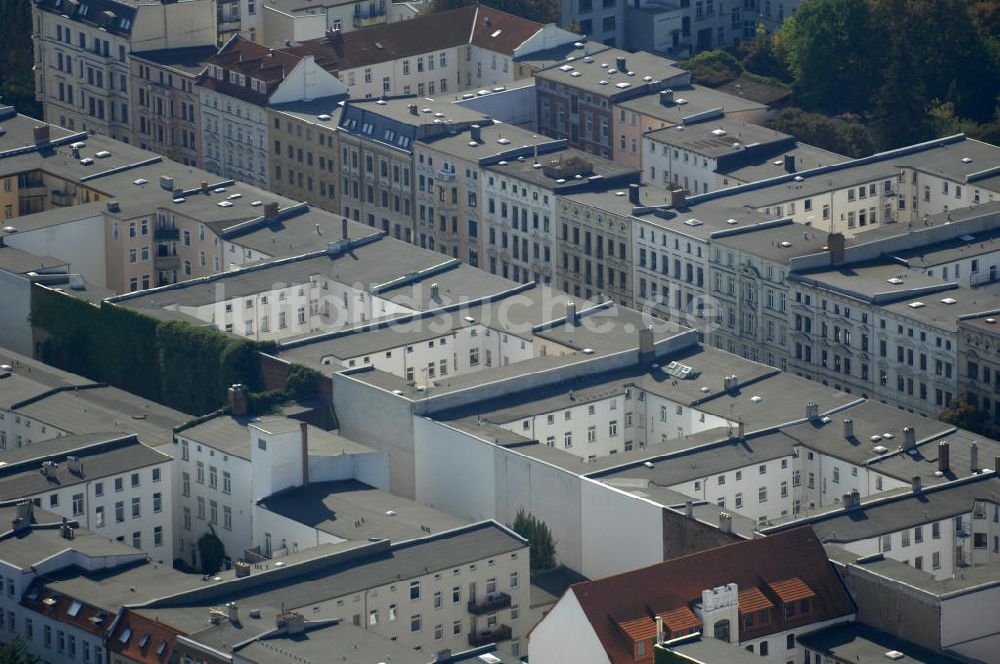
(72, 493, 84, 516)
(410, 614, 421, 632)
(409, 580, 420, 600)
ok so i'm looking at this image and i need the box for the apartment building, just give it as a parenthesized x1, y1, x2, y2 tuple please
(0, 432, 174, 560)
(531, 528, 855, 664)
(767, 472, 1000, 582)
(32, 0, 216, 139)
(482, 141, 639, 284)
(958, 314, 1000, 429)
(127, 522, 532, 658)
(198, 37, 348, 189)
(130, 47, 215, 165)
(643, 116, 842, 194)
(266, 103, 340, 209)
(708, 221, 827, 368)
(0, 502, 181, 664)
(338, 98, 488, 243)
(535, 49, 690, 161)
(171, 407, 393, 569)
(615, 84, 770, 170)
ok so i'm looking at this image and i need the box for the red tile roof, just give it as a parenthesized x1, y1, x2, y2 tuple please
(658, 605, 701, 634)
(108, 609, 182, 663)
(617, 616, 657, 641)
(769, 577, 816, 603)
(22, 588, 111, 637)
(738, 587, 774, 614)
(567, 528, 854, 664)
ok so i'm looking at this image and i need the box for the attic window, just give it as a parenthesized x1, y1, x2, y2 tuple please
(119, 628, 132, 643)
(67, 601, 83, 617)
(139, 634, 150, 649)
(491, 29, 502, 37)
(42, 597, 57, 607)
(156, 641, 167, 656)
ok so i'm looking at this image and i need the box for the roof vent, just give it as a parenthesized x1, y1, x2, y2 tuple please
(80, 157, 94, 165)
(779, 241, 792, 248)
(941, 297, 957, 304)
(908, 301, 925, 308)
(95, 150, 111, 158)
(133, 178, 147, 186)
(683, 218, 702, 227)
(886, 277, 904, 285)
(961, 157, 973, 164)
(986, 318, 997, 324)
(726, 218, 738, 225)
(884, 652, 905, 661)
(711, 128, 727, 137)
(218, 201, 234, 207)
(317, 114, 332, 121)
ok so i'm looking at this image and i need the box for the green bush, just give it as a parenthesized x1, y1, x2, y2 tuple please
(512, 508, 557, 574)
(678, 50, 743, 87)
(31, 287, 278, 415)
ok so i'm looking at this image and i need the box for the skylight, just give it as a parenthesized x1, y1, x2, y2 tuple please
(119, 628, 132, 643)
(67, 601, 83, 617)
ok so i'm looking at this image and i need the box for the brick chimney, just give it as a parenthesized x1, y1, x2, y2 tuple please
(938, 441, 950, 474)
(300, 421, 309, 486)
(33, 125, 50, 144)
(828, 232, 846, 264)
(264, 202, 280, 222)
(228, 384, 248, 416)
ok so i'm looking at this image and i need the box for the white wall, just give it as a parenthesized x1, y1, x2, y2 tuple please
(528, 591, 609, 664)
(5, 215, 107, 287)
(0, 272, 33, 356)
(581, 479, 664, 579)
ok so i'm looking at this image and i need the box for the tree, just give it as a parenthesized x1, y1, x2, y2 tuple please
(678, 50, 742, 87)
(0, 0, 40, 117)
(567, 17, 582, 34)
(739, 24, 792, 82)
(0, 636, 40, 664)
(512, 508, 556, 574)
(939, 395, 992, 436)
(869, 32, 932, 149)
(782, 0, 875, 113)
(766, 108, 876, 158)
(198, 531, 227, 576)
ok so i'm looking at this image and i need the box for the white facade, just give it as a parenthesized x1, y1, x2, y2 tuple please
(633, 217, 710, 328)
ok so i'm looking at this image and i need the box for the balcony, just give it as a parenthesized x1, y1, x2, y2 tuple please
(353, 11, 386, 28)
(51, 191, 74, 207)
(154, 227, 180, 240)
(467, 592, 511, 615)
(468, 625, 511, 647)
(154, 255, 180, 271)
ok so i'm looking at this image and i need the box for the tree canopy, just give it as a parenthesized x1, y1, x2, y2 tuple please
(198, 531, 227, 576)
(0, 0, 40, 116)
(511, 508, 556, 574)
(939, 395, 993, 436)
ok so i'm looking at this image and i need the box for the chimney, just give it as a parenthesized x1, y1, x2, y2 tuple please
(970, 441, 979, 473)
(66, 455, 84, 476)
(628, 183, 640, 206)
(12, 504, 30, 533)
(655, 615, 664, 645)
(669, 187, 686, 208)
(408, 103, 418, 116)
(71, 145, 81, 158)
(737, 419, 745, 442)
(639, 326, 655, 364)
(278, 611, 305, 635)
(843, 418, 854, 440)
(995, 456, 1000, 476)
(33, 125, 51, 144)
(264, 202, 280, 222)
(938, 441, 950, 474)
(227, 602, 239, 624)
(435, 650, 453, 663)
(106, 200, 120, 213)
(234, 561, 251, 578)
(911, 476, 922, 493)
(228, 384, 248, 417)
(828, 232, 846, 264)
(843, 489, 860, 509)
(430, 283, 440, 299)
(903, 426, 916, 450)
(565, 302, 577, 327)
(659, 89, 674, 106)
(60, 517, 75, 540)
(685, 500, 694, 518)
(159, 175, 175, 191)
(783, 154, 796, 173)
(805, 402, 819, 420)
(201, 181, 209, 194)
(718, 511, 733, 534)
(615, 55, 626, 71)
(300, 421, 309, 486)
(470, 124, 482, 143)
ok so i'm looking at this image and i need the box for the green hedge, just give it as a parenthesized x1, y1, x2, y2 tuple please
(31, 286, 278, 415)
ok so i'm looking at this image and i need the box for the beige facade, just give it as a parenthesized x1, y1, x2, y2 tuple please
(958, 316, 1000, 431)
(130, 48, 213, 166)
(32, 0, 216, 140)
(267, 108, 340, 210)
(555, 192, 634, 306)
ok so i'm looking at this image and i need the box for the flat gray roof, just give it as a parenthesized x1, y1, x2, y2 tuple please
(40, 559, 208, 613)
(0, 505, 143, 569)
(766, 474, 998, 544)
(136, 522, 525, 648)
(791, 261, 954, 303)
(881, 285, 1000, 332)
(535, 48, 689, 98)
(798, 623, 962, 663)
(256, 479, 468, 542)
(234, 621, 427, 664)
(618, 83, 767, 124)
(646, 119, 792, 157)
(177, 415, 372, 460)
